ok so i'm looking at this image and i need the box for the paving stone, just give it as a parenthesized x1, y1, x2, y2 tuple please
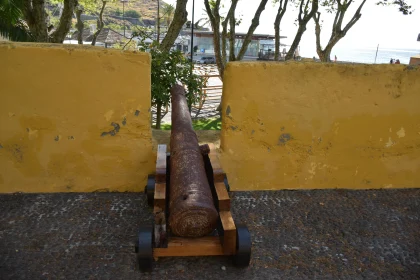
(0, 190, 419, 279)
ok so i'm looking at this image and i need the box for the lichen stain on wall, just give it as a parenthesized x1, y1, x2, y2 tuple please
(0, 42, 154, 193)
(220, 62, 420, 190)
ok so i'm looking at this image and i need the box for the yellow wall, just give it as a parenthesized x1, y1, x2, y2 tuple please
(220, 62, 420, 190)
(0, 42, 154, 193)
(409, 56, 420, 66)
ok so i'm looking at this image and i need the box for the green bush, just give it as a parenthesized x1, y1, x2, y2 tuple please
(124, 10, 141, 19)
(137, 39, 204, 129)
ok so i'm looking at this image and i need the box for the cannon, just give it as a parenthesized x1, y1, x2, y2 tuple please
(136, 85, 251, 271)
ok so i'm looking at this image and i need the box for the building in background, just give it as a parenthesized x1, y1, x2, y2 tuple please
(181, 30, 286, 59)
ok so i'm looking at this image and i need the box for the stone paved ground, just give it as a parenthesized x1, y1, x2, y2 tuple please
(0, 190, 419, 280)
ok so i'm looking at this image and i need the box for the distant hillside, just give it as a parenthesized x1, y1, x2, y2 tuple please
(104, 0, 168, 21)
(49, 0, 169, 32)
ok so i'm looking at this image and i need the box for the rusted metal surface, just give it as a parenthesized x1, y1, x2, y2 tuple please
(199, 144, 210, 155)
(168, 85, 218, 238)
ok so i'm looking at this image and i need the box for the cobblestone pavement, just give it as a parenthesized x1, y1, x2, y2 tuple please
(1, 190, 419, 280)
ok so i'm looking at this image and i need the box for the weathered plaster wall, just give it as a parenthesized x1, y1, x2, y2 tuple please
(0, 42, 154, 193)
(220, 62, 420, 190)
(409, 56, 420, 66)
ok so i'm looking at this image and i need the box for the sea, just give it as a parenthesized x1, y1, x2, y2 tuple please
(302, 47, 420, 65)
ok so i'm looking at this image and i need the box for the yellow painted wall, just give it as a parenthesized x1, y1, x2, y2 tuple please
(0, 42, 155, 193)
(220, 62, 420, 190)
(409, 56, 420, 66)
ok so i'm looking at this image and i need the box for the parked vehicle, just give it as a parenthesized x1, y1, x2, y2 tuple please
(195, 56, 216, 64)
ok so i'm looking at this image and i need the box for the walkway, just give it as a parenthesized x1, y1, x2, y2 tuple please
(1, 189, 419, 279)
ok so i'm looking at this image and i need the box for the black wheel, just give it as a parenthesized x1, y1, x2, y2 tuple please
(233, 225, 251, 267)
(144, 175, 155, 207)
(136, 225, 154, 272)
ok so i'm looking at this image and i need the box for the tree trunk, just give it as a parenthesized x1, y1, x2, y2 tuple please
(157, 0, 160, 42)
(221, 20, 228, 63)
(285, 0, 318, 61)
(236, 0, 269, 60)
(220, 0, 238, 61)
(313, 0, 366, 63)
(228, 7, 236, 61)
(274, 21, 281, 61)
(274, 0, 288, 61)
(91, 1, 107, 46)
(285, 24, 305, 60)
(76, 7, 83, 44)
(50, 0, 77, 43)
(204, 0, 224, 113)
(204, 0, 224, 79)
(155, 101, 162, 129)
(28, 0, 48, 42)
(213, 23, 223, 78)
(318, 47, 332, 62)
(160, 0, 188, 52)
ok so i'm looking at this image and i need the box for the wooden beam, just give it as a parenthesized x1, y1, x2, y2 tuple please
(156, 144, 167, 183)
(215, 182, 230, 211)
(208, 143, 226, 182)
(154, 236, 224, 257)
(220, 211, 236, 255)
(154, 183, 166, 210)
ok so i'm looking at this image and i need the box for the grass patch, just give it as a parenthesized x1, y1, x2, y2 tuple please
(160, 117, 221, 130)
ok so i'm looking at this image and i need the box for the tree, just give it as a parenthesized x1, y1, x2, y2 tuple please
(376, 0, 412, 15)
(0, 0, 76, 42)
(273, 0, 289, 61)
(160, 0, 188, 51)
(161, 3, 175, 27)
(74, 0, 110, 45)
(204, 0, 269, 78)
(132, 32, 203, 129)
(204, 0, 268, 112)
(313, 0, 413, 62)
(284, 0, 319, 60)
(313, 0, 366, 62)
(75, 5, 84, 44)
(0, 0, 32, 41)
(90, 0, 107, 46)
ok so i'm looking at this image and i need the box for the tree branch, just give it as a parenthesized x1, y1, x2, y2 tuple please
(236, 0, 269, 60)
(221, 0, 239, 61)
(274, 0, 289, 60)
(75, 5, 83, 44)
(91, 0, 107, 46)
(228, 5, 237, 61)
(313, 11, 322, 54)
(342, 0, 366, 34)
(298, 0, 305, 21)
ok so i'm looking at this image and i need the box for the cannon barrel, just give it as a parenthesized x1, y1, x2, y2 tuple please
(168, 85, 218, 237)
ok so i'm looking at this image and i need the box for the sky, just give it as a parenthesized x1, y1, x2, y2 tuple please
(165, 0, 420, 57)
